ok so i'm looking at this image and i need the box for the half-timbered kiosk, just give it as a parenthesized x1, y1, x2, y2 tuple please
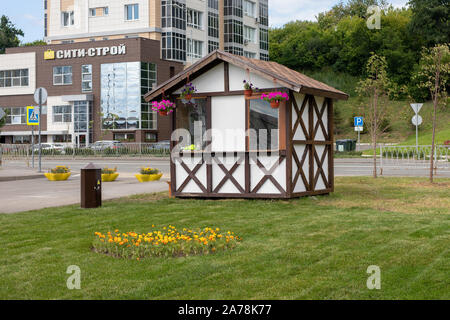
(144, 51, 348, 199)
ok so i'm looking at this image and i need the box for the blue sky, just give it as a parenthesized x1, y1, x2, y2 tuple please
(2, 0, 409, 43)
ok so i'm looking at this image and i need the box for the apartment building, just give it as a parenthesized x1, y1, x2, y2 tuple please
(44, 0, 269, 62)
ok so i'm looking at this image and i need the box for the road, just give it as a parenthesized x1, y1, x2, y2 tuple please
(0, 158, 448, 214)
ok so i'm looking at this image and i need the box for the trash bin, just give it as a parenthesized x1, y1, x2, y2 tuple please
(81, 163, 102, 208)
(336, 140, 346, 152)
(336, 139, 357, 152)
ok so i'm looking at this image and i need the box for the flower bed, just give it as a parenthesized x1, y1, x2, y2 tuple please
(135, 167, 163, 182)
(44, 166, 71, 181)
(101, 167, 119, 182)
(92, 226, 242, 259)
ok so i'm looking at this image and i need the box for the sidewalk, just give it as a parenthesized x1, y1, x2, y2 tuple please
(0, 167, 44, 182)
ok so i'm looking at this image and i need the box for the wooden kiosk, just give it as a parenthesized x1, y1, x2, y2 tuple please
(145, 51, 348, 199)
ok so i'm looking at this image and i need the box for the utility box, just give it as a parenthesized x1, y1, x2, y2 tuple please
(81, 163, 102, 208)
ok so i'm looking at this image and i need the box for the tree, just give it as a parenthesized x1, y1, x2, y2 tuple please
(356, 54, 391, 178)
(408, 0, 450, 47)
(0, 15, 24, 54)
(21, 40, 46, 47)
(413, 44, 449, 183)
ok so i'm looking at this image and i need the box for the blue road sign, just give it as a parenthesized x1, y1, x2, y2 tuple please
(354, 117, 364, 127)
(27, 106, 39, 126)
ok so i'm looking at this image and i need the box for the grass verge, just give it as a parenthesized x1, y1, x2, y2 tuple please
(0, 177, 448, 299)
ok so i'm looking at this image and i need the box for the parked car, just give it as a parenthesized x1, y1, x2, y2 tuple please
(151, 140, 170, 152)
(89, 140, 122, 151)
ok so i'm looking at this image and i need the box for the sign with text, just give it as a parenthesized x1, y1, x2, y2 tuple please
(44, 44, 127, 60)
(27, 106, 39, 126)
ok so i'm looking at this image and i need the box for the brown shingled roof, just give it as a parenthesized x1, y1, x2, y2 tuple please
(144, 50, 348, 102)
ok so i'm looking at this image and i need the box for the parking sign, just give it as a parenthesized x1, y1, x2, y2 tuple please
(27, 106, 39, 126)
(354, 117, 364, 127)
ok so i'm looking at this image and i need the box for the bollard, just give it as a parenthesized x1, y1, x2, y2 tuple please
(81, 162, 102, 208)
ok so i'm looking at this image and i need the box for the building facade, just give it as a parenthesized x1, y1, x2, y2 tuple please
(44, 0, 269, 62)
(0, 38, 183, 145)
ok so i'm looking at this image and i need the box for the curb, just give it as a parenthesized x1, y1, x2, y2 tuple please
(0, 174, 45, 182)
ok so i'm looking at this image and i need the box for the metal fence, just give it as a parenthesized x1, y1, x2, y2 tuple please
(380, 145, 450, 172)
(0, 143, 170, 162)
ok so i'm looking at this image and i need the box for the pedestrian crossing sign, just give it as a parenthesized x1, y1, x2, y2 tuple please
(27, 106, 39, 126)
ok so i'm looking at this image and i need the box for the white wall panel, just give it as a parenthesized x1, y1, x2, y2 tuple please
(174, 63, 225, 94)
(292, 145, 309, 193)
(292, 93, 308, 140)
(175, 156, 206, 193)
(313, 96, 327, 141)
(211, 95, 246, 152)
(0, 52, 36, 96)
(228, 64, 283, 91)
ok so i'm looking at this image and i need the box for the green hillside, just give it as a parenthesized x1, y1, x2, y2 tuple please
(303, 69, 449, 145)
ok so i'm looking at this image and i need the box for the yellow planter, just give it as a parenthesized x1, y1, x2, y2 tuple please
(44, 172, 71, 181)
(135, 173, 163, 182)
(101, 173, 119, 182)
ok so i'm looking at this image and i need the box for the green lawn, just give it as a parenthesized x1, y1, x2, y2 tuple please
(0, 177, 449, 299)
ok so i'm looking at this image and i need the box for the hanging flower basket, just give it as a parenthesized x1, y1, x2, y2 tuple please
(261, 92, 289, 109)
(181, 83, 197, 102)
(270, 101, 280, 109)
(243, 80, 257, 97)
(152, 100, 175, 116)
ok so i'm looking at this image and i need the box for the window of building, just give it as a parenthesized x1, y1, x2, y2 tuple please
(208, 0, 219, 10)
(175, 98, 207, 151)
(61, 11, 74, 27)
(12, 135, 31, 144)
(101, 62, 157, 131)
(208, 12, 219, 38)
(44, 13, 48, 37)
(224, 19, 243, 45)
(259, 1, 268, 26)
(82, 65, 92, 92)
(260, 28, 269, 51)
(187, 9, 203, 30)
(244, 51, 256, 58)
(53, 134, 72, 143)
(224, 0, 243, 17)
(187, 39, 203, 59)
(243, 0, 256, 17)
(74, 101, 90, 134)
(141, 62, 158, 130)
(0, 69, 29, 87)
(125, 4, 139, 20)
(162, 32, 186, 62)
(4, 107, 26, 125)
(208, 40, 219, 53)
(53, 105, 72, 123)
(53, 66, 72, 85)
(260, 52, 269, 61)
(249, 98, 279, 150)
(244, 26, 256, 44)
(145, 132, 157, 142)
(113, 133, 135, 142)
(90, 7, 108, 17)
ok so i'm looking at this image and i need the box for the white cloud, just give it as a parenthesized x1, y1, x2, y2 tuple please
(269, 0, 409, 27)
